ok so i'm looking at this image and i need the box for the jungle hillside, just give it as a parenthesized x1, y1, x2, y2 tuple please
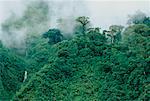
(0, 0, 150, 100)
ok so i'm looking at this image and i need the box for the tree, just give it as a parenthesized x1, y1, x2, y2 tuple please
(103, 25, 124, 44)
(127, 11, 146, 25)
(109, 25, 124, 43)
(43, 29, 64, 44)
(143, 17, 150, 27)
(87, 27, 101, 34)
(0, 41, 3, 48)
(123, 24, 150, 59)
(76, 16, 90, 34)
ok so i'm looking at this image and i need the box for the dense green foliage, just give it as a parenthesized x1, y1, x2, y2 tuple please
(43, 29, 64, 44)
(13, 23, 150, 100)
(0, 4, 149, 100)
(0, 46, 26, 99)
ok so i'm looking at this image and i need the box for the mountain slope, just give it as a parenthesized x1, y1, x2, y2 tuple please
(13, 26, 149, 100)
(0, 46, 26, 99)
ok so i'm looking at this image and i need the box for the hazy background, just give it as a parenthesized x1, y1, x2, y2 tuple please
(0, 0, 149, 49)
(86, 0, 150, 28)
(0, 0, 149, 29)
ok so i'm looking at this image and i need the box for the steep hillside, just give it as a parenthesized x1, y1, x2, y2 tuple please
(13, 25, 149, 100)
(0, 46, 26, 99)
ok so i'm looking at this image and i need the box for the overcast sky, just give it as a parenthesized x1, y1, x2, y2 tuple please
(86, 0, 150, 28)
(0, 0, 150, 29)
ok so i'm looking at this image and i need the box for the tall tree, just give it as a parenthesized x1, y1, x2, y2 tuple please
(43, 29, 64, 44)
(76, 16, 90, 34)
(109, 25, 124, 43)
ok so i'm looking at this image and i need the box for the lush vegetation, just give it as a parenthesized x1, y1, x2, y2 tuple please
(0, 1, 149, 100)
(0, 44, 26, 99)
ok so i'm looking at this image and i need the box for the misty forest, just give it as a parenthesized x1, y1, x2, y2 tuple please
(0, 0, 150, 101)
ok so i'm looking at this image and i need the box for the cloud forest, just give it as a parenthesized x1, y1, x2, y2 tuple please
(0, 0, 149, 100)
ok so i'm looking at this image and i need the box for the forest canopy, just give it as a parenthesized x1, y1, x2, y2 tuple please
(0, 0, 149, 100)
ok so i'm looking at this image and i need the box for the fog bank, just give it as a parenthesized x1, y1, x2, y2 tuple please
(0, 0, 149, 49)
